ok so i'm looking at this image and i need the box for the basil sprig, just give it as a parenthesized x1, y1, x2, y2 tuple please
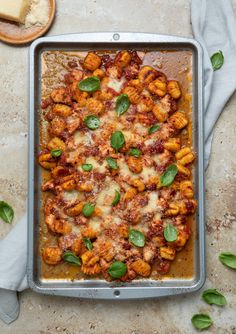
(108, 261, 127, 278)
(128, 148, 141, 158)
(84, 115, 100, 130)
(112, 190, 120, 206)
(82, 163, 93, 172)
(148, 124, 160, 134)
(116, 94, 130, 116)
(63, 251, 81, 266)
(202, 289, 227, 306)
(219, 252, 236, 269)
(129, 229, 145, 247)
(164, 223, 178, 242)
(51, 149, 62, 158)
(160, 164, 178, 187)
(106, 157, 118, 169)
(82, 203, 95, 217)
(78, 76, 100, 92)
(191, 314, 213, 331)
(111, 131, 125, 153)
(83, 238, 93, 250)
(0, 201, 14, 224)
(211, 50, 224, 71)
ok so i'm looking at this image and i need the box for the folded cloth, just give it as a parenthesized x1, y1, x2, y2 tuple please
(0, 214, 27, 324)
(1, 0, 236, 325)
(191, 0, 236, 167)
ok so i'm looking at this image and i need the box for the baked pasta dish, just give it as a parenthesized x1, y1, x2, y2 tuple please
(39, 49, 196, 282)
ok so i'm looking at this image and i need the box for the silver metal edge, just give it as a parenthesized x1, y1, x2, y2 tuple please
(28, 32, 205, 299)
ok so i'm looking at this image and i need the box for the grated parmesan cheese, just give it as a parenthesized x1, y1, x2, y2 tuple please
(25, 0, 49, 28)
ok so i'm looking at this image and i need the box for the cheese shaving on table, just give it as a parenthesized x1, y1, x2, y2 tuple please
(25, 0, 49, 28)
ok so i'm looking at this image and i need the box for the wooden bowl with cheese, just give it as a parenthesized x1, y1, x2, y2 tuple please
(0, 0, 56, 45)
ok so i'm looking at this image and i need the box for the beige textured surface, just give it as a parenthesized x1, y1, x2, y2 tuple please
(0, 0, 236, 333)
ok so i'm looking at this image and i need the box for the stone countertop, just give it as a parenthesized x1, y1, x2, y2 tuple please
(0, 1, 236, 333)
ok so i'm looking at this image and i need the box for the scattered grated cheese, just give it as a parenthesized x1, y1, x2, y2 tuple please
(25, 0, 49, 28)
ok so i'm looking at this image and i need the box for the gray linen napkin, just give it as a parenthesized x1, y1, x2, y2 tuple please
(0, 0, 236, 324)
(191, 0, 236, 167)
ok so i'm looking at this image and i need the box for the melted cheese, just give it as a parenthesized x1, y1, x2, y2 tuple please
(89, 217, 101, 232)
(84, 157, 107, 173)
(96, 179, 120, 215)
(142, 192, 158, 213)
(62, 190, 81, 203)
(73, 131, 93, 146)
(107, 78, 125, 93)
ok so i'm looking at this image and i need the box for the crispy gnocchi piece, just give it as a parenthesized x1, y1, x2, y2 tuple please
(65, 202, 84, 216)
(123, 86, 140, 104)
(83, 52, 102, 71)
(52, 104, 72, 117)
(137, 95, 154, 113)
(127, 156, 143, 174)
(138, 66, 157, 85)
(77, 183, 93, 192)
(167, 80, 181, 99)
(169, 111, 188, 130)
(123, 187, 137, 201)
(148, 79, 167, 97)
(160, 246, 176, 261)
(51, 87, 71, 105)
(130, 179, 145, 192)
(165, 203, 180, 216)
(164, 138, 181, 152)
(49, 117, 66, 137)
(47, 137, 66, 151)
(178, 199, 197, 215)
(98, 241, 115, 262)
(38, 153, 56, 170)
(86, 97, 104, 115)
(81, 227, 98, 239)
(115, 51, 131, 68)
(81, 250, 100, 266)
(42, 247, 62, 265)
(175, 147, 195, 165)
(93, 68, 105, 79)
(53, 219, 72, 235)
(180, 181, 194, 198)
(176, 163, 191, 177)
(81, 263, 101, 275)
(131, 259, 151, 277)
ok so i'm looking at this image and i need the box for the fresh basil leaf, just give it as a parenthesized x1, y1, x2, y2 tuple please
(0, 201, 14, 224)
(108, 261, 127, 278)
(160, 164, 178, 187)
(202, 289, 227, 306)
(164, 223, 178, 242)
(211, 50, 224, 71)
(219, 252, 236, 269)
(129, 229, 145, 247)
(82, 164, 93, 172)
(191, 314, 213, 331)
(111, 131, 125, 153)
(148, 124, 160, 134)
(82, 203, 95, 217)
(83, 238, 93, 250)
(128, 148, 141, 158)
(78, 76, 100, 92)
(51, 149, 62, 158)
(84, 115, 100, 130)
(63, 251, 81, 266)
(112, 190, 120, 206)
(106, 157, 118, 169)
(116, 94, 130, 116)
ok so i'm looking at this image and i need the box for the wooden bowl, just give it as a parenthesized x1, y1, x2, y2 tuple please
(0, 0, 56, 45)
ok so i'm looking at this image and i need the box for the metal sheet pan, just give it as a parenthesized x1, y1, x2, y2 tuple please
(28, 32, 205, 299)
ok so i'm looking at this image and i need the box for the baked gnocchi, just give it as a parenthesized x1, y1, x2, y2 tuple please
(40, 49, 195, 282)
